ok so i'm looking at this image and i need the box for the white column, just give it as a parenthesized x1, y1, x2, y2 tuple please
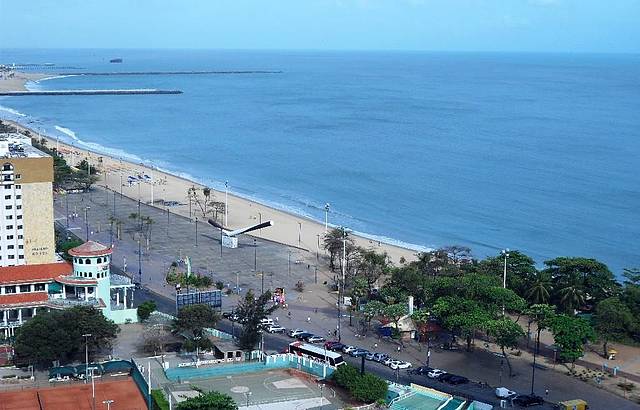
(85, 287, 89, 301)
(123, 288, 127, 308)
(2, 310, 7, 326)
(18, 309, 23, 324)
(32, 307, 37, 316)
(62, 286, 66, 299)
(130, 287, 134, 305)
(116, 290, 120, 307)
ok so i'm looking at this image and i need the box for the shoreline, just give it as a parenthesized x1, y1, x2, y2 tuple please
(0, 71, 48, 92)
(3, 119, 420, 265)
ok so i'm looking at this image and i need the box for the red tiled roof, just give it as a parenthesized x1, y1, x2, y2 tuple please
(0, 292, 48, 308)
(0, 262, 73, 285)
(68, 240, 112, 257)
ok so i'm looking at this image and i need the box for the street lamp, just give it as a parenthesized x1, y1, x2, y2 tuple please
(82, 333, 92, 383)
(298, 222, 302, 246)
(224, 180, 229, 226)
(102, 400, 114, 410)
(338, 227, 347, 342)
(324, 203, 330, 232)
(84, 206, 91, 240)
(501, 249, 510, 315)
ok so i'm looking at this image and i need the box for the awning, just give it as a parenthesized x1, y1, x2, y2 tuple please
(49, 366, 76, 378)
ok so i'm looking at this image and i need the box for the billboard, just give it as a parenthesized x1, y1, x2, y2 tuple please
(176, 290, 222, 312)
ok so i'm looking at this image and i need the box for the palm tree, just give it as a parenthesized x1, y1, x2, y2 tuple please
(557, 283, 586, 313)
(323, 227, 353, 271)
(526, 272, 552, 305)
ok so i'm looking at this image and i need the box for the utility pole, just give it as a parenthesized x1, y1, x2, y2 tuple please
(138, 199, 142, 284)
(82, 333, 92, 383)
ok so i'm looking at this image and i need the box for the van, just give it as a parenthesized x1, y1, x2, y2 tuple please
(557, 399, 588, 410)
(259, 318, 274, 327)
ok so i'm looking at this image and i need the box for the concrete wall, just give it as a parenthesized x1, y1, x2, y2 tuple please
(106, 308, 137, 324)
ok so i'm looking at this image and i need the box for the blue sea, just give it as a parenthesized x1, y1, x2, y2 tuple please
(1, 49, 639, 276)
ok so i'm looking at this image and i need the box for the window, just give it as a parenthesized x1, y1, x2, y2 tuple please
(5, 215, 12, 220)
(3, 175, 11, 181)
(85, 258, 91, 264)
(4, 185, 11, 190)
(17, 225, 22, 230)
(96, 257, 102, 263)
(18, 255, 24, 260)
(16, 205, 21, 210)
(6, 235, 13, 240)
(18, 245, 23, 249)
(78, 258, 83, 264)
(34, 284, 45, 291)
(16, 195, 21, 199)
(17, 235, 22, 239)
(5, 286, 15, 294)
(6, 225, 13, 230)
(2, 164, 12, 171)
(4, 195, 10, 199)
(7, 245, 14, 249)
(19, 285, 30, 293)
(15, 174, 21, 180)
(15, 185, 21, 189)
(16, 215, 21, 220)
(5, 205, 11, 210)
(8, 255, 14, 259)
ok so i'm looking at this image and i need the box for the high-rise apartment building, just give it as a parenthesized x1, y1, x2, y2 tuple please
(0, 133, 55, 266)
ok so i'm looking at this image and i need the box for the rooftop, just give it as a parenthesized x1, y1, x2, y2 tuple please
(0, 292, 48, 308)
(0, 262, 73, 285)
(68, 241, 112, 257)
(0, 133, 49, 159)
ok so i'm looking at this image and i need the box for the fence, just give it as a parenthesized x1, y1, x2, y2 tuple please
(130, 357, 153, 409)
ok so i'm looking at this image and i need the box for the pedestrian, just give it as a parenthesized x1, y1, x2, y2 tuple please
(287, 311, 292, 319)
(314, 308, 318, 314)
(374, 343, 378, 350)
(334, 329, 338, 338)
(275, 316, 279, 323)
(307, 317, 311, 323)
(545, 389, 549, 396)
(397, 346, 401, 353)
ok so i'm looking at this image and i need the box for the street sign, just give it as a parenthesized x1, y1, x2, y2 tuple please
(176, 290, 222, 312)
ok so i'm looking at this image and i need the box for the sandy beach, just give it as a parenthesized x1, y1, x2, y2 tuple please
(0, 71, 47, 92)
(4, 119, 419, 265)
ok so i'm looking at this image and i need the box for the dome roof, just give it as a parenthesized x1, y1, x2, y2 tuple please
(68, 240, 112, 257)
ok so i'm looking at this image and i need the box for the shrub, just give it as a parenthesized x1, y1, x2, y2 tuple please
(332, 364, 387, 403)
(151, 389, 170, 410)
(295, 281, 305, 292)
(137, 301, 157, 321)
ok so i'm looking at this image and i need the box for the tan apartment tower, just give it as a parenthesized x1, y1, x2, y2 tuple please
(0, 133, 55, 266)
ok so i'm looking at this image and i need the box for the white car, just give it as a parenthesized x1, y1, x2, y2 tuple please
(306, 335, 325, 344)
(342, 345, 357, 354)
(288, 329, 306, 338)
(427, 369, 446, 379)
(389, 361, 412, 370)
(260, 318, 275, 327)
(266, 325, 286, 333)
(382, 357, 395, 366)
(495, 387, 517, 399)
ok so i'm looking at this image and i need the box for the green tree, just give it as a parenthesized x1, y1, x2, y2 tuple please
(485, 318, 525, 377)
(593, 297, 634, 357)
(355, 249, 390, 292)
(176, 391, 238, 410)
(332, 364, 387, 403)
(236, 290, 278, 350)
(14, 306, 119, 367)
(525, 304, 556, 352)
(549, 314, 596, 368)
(545, 257, 619, 310)
(477, 250, 537, 297)
(173, 304, 219, 352)
(362, 300, 386, 334)
(137, 301, 157, 321)
(433, 296, 491, 351)
(382, 303, 408, 344)
(525, 271, 553, 305)
(323, 227, 354, 272)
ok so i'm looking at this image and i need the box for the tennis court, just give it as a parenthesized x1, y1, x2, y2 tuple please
(389, 391, 446, 410)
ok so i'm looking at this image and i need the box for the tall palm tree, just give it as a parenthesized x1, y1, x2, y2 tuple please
(557, 283, 586, 313)
(526, 271, 552, 305)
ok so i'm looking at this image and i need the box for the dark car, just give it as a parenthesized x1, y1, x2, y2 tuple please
(350, 349, 370, 357)
(446, 375, 469, 385)
(409, 366, 433, 375)
(512, 394, 544, 407)
(325, 342, 345, 351)
(437, 373, 454, 383)
(296, 332, 314, 340)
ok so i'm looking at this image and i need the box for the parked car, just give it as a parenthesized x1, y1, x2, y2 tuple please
(296, 332, 314, 340)
(342, 345, 358, 354)
(259, 318, 275, 327)
(373, 353, 390, 363)
(365, 352, 376, 361)
(306, 335, 325, 344)
(350, 349, 370, 357)
(266, 325, 286, 333)
(427, 369, 447, 379)
(409, 366, 433, 375)
(512, 395, 544, 407)
(288, 329, 307, 338)
(445, 375, 469, 385)
(382, 357, 395, 366)
(389, 361, 412, 370)
(496, 387, 517, 399)
(325, 341, 345, 351)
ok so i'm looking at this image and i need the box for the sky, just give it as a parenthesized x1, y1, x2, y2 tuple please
(1, 0, 639, 53)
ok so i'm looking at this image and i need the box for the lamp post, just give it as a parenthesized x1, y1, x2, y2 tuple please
(82, 333, 92, 383)
(531, 332, 539, 395)
(288, 250, 291, 277)
(324, 203, 330, 232)
(316, 234, 320, 261)
(224, 180, 229, 226)
(90, 367, 96, 410)
(138, 199, 142, 284)
(501, 249, 510, 315)
(102, 400, 114, 410)
(254, 238, 257, 272)
(195, 217, 198, 246)
(298, 222, 302, 246)
(338, 227, 346, 342)
(84, 206, 91, 240)
(65, 193, 69, 227)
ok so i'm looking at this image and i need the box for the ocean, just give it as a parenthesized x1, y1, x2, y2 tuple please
(1, 49, 639, 276)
